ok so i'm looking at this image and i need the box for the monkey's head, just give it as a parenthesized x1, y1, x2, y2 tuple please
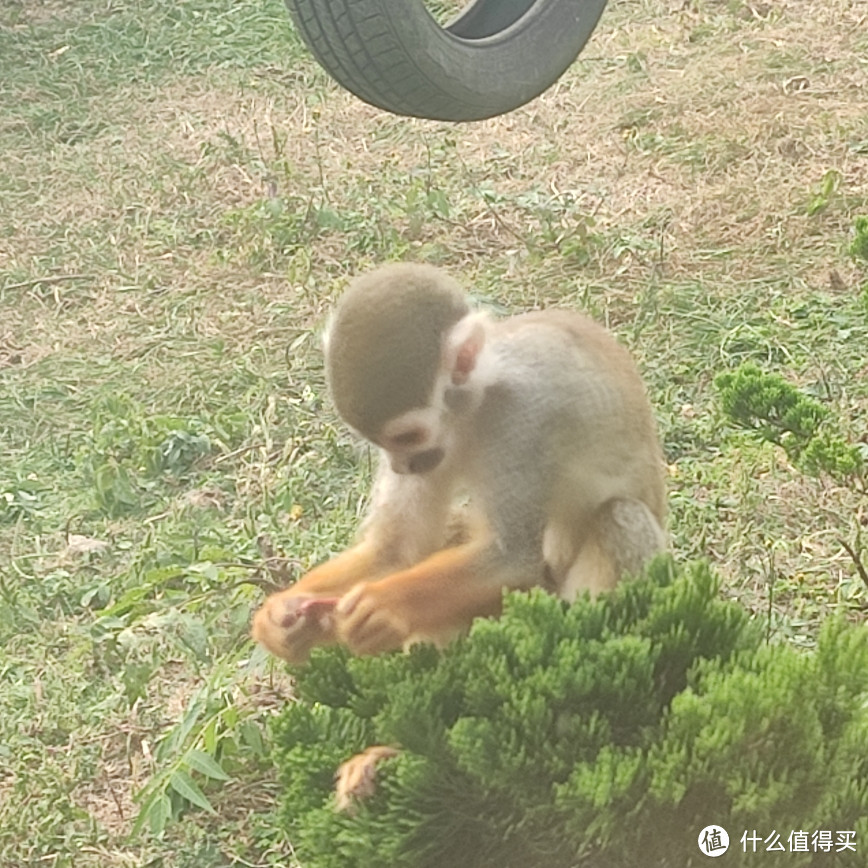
(326, 263, 492, 475)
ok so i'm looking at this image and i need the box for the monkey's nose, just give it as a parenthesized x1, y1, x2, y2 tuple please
(408, 448, 445, 475)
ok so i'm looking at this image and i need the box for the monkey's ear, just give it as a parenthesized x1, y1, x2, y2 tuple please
(445, 313, 488, 386)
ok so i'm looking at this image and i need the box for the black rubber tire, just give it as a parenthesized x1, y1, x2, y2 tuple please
(283, 0, 609, 122)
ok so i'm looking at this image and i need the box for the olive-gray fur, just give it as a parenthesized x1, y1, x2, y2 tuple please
(326, 263, 469, 438)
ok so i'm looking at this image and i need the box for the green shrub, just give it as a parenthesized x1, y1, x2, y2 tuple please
(850, 216, 868, 263)
(715, 363, 864, 480)
(799, 432, 865, 479)
(714, 363, 828, 454)
(271, 560, 868, 867)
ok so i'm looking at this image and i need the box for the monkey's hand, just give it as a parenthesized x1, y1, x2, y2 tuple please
(335, 546, 503, 655)
(335, 581, 418, 655)
(252, 543, 393, 662)
(251, 591, 340, 664)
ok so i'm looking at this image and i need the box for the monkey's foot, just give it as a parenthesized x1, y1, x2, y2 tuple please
(335, 745, 400, 813)
(251, 592, 339, 663)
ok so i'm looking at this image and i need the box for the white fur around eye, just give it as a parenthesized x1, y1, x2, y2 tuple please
(381, 407, 439, 452)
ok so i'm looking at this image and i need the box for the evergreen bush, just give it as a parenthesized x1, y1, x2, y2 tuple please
(715, 363, 864, 480)
(272, 559, 868, 867)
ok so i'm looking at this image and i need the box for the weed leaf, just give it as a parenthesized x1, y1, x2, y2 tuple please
(186, 749, 231, 781)
(169, 770, 215, 814)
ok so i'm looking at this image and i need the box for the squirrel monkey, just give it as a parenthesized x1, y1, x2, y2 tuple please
(252, 263, 666, 663)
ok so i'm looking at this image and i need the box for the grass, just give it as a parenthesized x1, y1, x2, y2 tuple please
(0, 0, 866, 864)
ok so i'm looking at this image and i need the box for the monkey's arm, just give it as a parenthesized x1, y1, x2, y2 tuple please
(252, 460, 457, 662)
(337, 418, 550, 655)
(335, 540, 535, 655)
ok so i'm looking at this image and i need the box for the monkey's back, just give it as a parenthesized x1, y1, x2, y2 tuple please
(487, 310, 666, 525)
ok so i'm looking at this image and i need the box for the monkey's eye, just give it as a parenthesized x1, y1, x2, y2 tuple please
(389, 428, 427, 449)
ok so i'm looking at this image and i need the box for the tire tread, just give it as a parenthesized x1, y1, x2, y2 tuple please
(284, 0, 608, 120)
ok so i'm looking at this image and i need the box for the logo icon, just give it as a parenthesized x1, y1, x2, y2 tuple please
(698, 825, 730, 857)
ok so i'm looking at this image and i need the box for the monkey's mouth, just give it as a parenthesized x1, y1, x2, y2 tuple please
(407, 448, 445, 475)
